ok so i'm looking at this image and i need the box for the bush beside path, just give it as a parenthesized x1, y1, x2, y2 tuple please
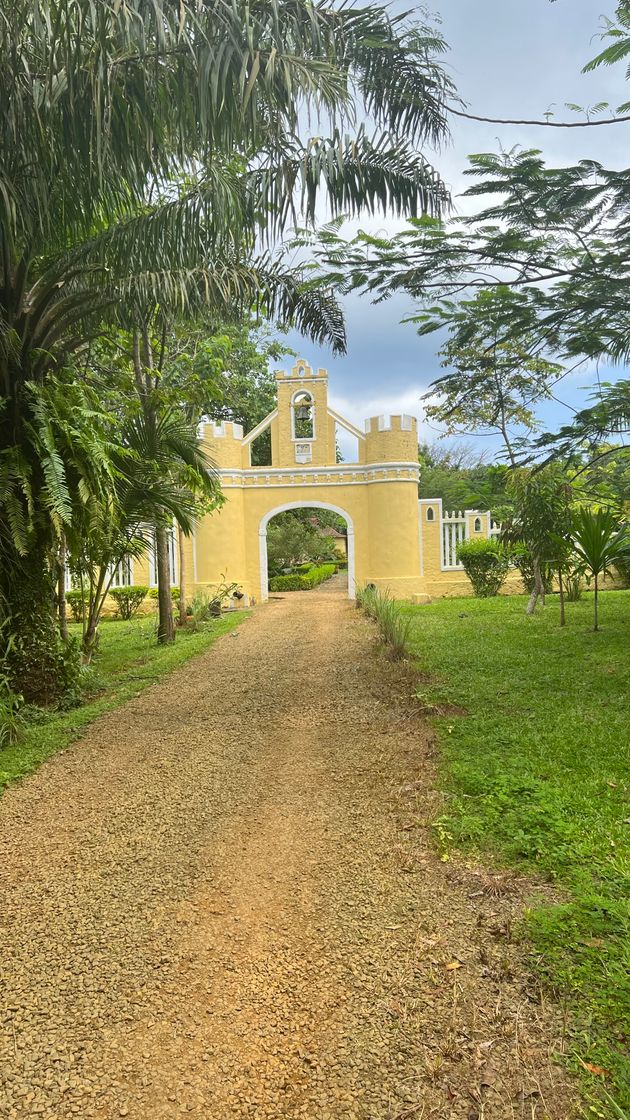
(0, 590, 576, 1119)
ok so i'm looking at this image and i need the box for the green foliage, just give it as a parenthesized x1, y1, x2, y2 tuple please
(148, 587, 180, 602)
(572, 508, 630, 629)
(187, 579, 242, 627)
(614, 555, 630, 589)
(0, 628, 25, 748)
(183, 323, 292, 465)
(511, 544, 554, 596)
(268, 564, 336, 592)
(267, 512, 337, 573)
(503, 467, 574, 613)
(357, 585, 412, 659)
(418, 442, 510, 511)
(456, 538, 511, 597)
(66, 590, 87, 623)
(403, 592, 630, 1105)
(1, 0, 454, 696)
(424, 289, 558, 464)
(109, 586, 149, 621)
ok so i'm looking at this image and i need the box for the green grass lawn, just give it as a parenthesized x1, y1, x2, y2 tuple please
(0, 610, 247, 794)
(403, 590, 630, 1113)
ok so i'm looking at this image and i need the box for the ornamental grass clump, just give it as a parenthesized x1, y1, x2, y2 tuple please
(457, 538, 511, 598)
(357, 585, 411, 659)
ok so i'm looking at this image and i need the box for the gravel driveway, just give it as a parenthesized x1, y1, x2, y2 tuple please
(0, 589, 575, 1119)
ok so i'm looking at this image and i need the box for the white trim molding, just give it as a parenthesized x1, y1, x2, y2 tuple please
(258, 500, 356, 603)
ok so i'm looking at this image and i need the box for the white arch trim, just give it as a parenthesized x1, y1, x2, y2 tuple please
(259, 500, 356, 601)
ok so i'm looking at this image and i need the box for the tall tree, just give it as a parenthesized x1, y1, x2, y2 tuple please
(421, 289, 559, 466)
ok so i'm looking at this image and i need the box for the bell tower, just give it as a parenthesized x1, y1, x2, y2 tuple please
(271, 359, 335, 468)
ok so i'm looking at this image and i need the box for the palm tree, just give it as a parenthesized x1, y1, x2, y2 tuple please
(572, 508, 630, 631)
(68, 407, 218, 659)
(0, 0, 452, 695)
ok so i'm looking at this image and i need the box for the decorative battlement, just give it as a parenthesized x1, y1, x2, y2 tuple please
(206, 420, 244, 440)
(276, 360, 328, 383)
(364, 414, 416, 434)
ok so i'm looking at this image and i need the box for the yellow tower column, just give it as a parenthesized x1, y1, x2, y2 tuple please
(364, 414, 422, 598)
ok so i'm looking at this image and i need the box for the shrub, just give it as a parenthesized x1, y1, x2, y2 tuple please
(0, 629, 24, 747)
(148, 586, 180, 602)
(457, 538, 511, 598)
(66, 589, 87, 622)
(109, 585, 149, 620)
(268, 563, 336, 592)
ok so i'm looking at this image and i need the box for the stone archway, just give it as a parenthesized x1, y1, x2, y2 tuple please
(259, 500, 356, 602)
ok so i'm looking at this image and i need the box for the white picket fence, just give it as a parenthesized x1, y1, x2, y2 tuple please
(441, 511, 468, 569)
(441, 510, 502, 570)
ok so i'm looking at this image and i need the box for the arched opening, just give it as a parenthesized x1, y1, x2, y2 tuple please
(291, 390, 314, 440)
(259, 501, 355, 601)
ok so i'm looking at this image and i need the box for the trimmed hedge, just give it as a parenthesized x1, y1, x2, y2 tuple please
(268, 563, 336, 592)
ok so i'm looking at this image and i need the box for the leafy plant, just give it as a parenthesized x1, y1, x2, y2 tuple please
(572, 509, 630, 630)
(456, 538, 511, 597)
(187, 578, 242, 627)
(109, 586, 149, 621)
(66, 590, 87, 623)
(0, 627, 25, 747)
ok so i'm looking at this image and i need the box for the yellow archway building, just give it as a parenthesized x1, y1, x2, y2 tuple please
(193, 358, 422, 602)
(128, 357, 514, 603)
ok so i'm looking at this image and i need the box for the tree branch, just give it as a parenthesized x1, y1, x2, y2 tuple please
(449, 106, 630, 128)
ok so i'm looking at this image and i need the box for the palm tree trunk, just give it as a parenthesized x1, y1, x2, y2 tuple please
(58, 535, 69, 641)
(155, 524, 175, 644)
(1, 545, 68, 704)
(178, 526, 187, 627)
(594, 574, 599, 632)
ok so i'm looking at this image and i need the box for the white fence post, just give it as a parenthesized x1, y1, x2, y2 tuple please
(488, 514, 501, 539)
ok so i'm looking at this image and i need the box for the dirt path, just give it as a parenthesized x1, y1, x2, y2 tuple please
(0, 591, 575, 1120)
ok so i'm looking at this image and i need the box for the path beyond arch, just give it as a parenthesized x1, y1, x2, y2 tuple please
(0, 590, 574, 1119)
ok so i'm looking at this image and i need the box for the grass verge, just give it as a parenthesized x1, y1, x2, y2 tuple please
(398, 591, 630, 1114)
(0, 611, 247, 795)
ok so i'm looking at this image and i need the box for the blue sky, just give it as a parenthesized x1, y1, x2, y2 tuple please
(284, 0, 629, 459)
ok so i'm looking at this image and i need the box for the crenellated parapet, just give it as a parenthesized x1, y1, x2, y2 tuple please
(200, 419, 247, 469)
(363, 414, 418, 465)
